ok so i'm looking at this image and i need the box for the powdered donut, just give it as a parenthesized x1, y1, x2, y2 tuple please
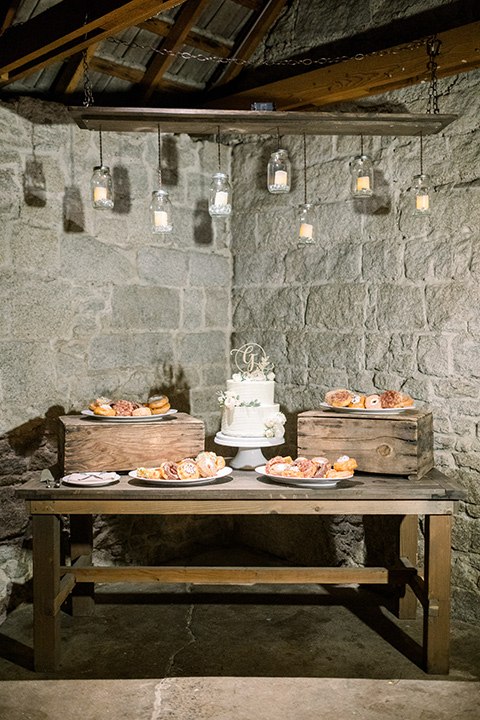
(365, 394, 381, 409)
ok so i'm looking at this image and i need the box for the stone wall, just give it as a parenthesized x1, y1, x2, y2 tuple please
(230, 66, 480, 623)
(0, 97, 233, 623)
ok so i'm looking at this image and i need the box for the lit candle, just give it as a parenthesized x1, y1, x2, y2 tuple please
(299, 223, 313, 239)
(416, 194, 429, 211)
(274, 170, 288, 186)
(94, 186, 108, 202)
(154, 210, 169, 227)
(356, 176, 370, 192)
(215, 190, 228, 206)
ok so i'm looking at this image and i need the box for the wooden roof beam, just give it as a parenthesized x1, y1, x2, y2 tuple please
(137, 17, 233, 57)
(135, 0, 212, 102)
(0, 0, 188, 86)
(203, 21, 480, 110)
(0, 0, 21, 36)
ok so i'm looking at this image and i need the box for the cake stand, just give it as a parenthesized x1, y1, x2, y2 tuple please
(214, 431, 284, 470)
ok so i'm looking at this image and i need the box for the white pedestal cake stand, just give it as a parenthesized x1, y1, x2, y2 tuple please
(214, 431, 284, 470)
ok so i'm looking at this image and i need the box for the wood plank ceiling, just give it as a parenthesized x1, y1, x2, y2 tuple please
(0, 0, 479, 111)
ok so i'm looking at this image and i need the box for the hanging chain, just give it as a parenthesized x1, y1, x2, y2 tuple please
(426, 34, 441, 114)
(419, 132, 423, 175)
(99, 126, 103, 166)
(82, 7, 94, 107)
(217, 125, 221, 172)
(277, 126, 280, 151)
(157, 124, 162, 188)
(360, 134, 364, 156)
(303, 134, 307, 205)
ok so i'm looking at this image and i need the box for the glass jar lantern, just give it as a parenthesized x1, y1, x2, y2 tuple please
(412, 173, 431, 216)
(91, 166, 114, 209)
(150, 189, 173, 233)
(298, 203, 315, 246)
(351, 155, 374, 197)
(267, 149, 291, 193)
(209, 173, 232, 217)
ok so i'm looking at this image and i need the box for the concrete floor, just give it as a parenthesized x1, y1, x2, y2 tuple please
(1, 547, 479, 719)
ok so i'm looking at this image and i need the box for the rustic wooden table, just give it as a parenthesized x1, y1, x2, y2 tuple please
(17, 468, 465, 674)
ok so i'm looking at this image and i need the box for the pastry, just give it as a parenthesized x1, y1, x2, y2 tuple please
(136, 467, 161, 479)
(148, 395, 169, 412)
(325, 469, 353, 479)
(349, 393, 366, 409)
(132, 406, 152, 416)
(399, 392, 414, 408)
(214, 455, 226, 471)
(291, 457, 317, 478)
(94, 403, 115, 416)
(380, 390, 403, 409)
(265, 455, 289, 473)
(312, 456, 331, 478)
(197, 454, 217, 478)
(89, 396, 111, 411)
(333, 455, 357, 473)
(282, 465, 304, 478)
(112, 400, 134, 416)
(325, 389, 352, 407)
(160, 461, 179, 480)
(365, 394, 381, 409)
(151, 402, 171, 415)
(266, 462, 291, 475)
(177, 460, 200, 480)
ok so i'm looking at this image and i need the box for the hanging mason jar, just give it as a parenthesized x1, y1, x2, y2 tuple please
(350, 155, 374, 197)
(150, 189, 173, 233)
(298, 203, 315, 246)
(267, 149, 291, 193)
(91, 166, 114, 209)
(209, 172, 232, 217)
(412, 173, 431, 216)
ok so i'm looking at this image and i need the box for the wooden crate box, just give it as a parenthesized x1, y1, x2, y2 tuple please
(58, 414, 205, 473)
(297, 409, 433, 478)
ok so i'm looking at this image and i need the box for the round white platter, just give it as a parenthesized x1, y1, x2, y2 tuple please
(81, 409, 177, 421)
(255, 465, 353, 488)
(319, 402, 415, 415)
(128, 466, 232, 486)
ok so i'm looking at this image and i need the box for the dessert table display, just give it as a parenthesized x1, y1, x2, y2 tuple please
(17, 467, 464, 675)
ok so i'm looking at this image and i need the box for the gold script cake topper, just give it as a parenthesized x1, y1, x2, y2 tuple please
(230, 343, 274, 377)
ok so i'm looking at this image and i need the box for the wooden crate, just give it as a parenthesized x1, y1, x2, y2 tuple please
(58, 414, 205, 473)
(297, 409, 433, 478)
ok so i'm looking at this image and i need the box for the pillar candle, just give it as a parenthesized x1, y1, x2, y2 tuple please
(274, 170, 288, 186)
(154, 210, 169, 227)
(299, 223, 313, 239)
(215, 190, 228, 206)
(416, 194, 429, 211)
(356, 176, 370, 192)
(94, 187, 108, 202)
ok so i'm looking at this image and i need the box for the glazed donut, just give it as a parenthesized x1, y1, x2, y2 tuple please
(132, 406, 152, 416)
(112, 400, 134, 416)
(177, 460, 200, 480)
(151, 403, 171, 415)
(333, 455, 357, 473)
(313, 460, 330, 479)
(160, 461, 179, 480)
(292, 457, 317, 478)
(266, 462, 291, 476)
(197, 455, 217, 478)
(380, 390, 403, 409)
(325, 469, 353, 479)
(282, 465, 304, 478)
(400, 392, 414, 408)
(265, 456, 288, 473)
(365, 394, 381, 410)
(89, 396, 111, 411)
(349, 393, 366, 409)
(137, 467, 161, 479)
(94, 403, 115, 416)
(148, 395, 169, 411)
(214, 455, 226, 471)
(325, 389, 352, 408)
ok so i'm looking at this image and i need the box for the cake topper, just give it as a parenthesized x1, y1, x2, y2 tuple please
(230, 343, 274, 380)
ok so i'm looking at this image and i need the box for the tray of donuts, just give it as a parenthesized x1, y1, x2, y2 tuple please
(256, 455, 357, 487)
(321, 388, 414, 414)
(129, 452, 232, 486)
(82, 395, 175, 420)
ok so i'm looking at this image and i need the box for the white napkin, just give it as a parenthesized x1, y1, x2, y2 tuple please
(63, 472, 120, 484)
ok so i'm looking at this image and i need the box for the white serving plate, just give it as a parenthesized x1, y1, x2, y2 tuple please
(319, 402, 415, 414)
(255, 465, 352, 488)
(62, 472, 120, 487)
(81, 409, 177, 421)
(128, 466, 232, 486)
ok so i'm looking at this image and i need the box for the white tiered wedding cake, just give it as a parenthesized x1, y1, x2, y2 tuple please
(218, 344, 286, 438)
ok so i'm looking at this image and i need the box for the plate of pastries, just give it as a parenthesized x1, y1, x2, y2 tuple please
(129, 452, 231, 485)
(256, 454, 357, 488)
(321, 389, 415, 413)
(82, 395, 176, 420)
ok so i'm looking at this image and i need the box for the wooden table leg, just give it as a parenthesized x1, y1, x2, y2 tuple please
(398, 514, 418, 619)
(70, 514, 95, 616)
(423, 513, 452, 674)
(33, 514, 61, 672)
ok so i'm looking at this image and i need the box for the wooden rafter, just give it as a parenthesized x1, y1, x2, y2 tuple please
(0, 0, 188, 86)
(52, 45, 98, 96)
(88, 55, 194, 93)
(204, 20, 480, 110)
(209, 0, 288, 88)
(0, 0, 21, 36)
(137, 18, 233, 58)
(135, 0, 212, 102)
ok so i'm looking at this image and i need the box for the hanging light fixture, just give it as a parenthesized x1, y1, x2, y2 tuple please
(298, 134, 315, 246)
(91, 126, 114, 209)
(209, 126, 232, 217)
(149, 125, 173, 233)
(267, 128, 291, 194)
(411, 133, 431, 216)
(350, 135, 373, 198)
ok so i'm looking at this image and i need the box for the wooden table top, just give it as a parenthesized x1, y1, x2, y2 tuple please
(16, 468, 465, 502)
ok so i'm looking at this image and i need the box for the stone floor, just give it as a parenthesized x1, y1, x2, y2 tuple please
(0, 547, 479, 719)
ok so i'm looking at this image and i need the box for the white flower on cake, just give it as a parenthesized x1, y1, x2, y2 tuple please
(232, 373, 243, 383)
(264, 411, 286, 438)
(224, 395, 237, 409)
(217, 390, 260, 408)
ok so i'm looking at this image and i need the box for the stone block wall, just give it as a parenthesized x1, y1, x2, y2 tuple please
(231, 68, 480, 623)
(0, 97, 233, 623)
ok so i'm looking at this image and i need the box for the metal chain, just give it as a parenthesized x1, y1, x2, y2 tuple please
(82, 7, 94, 107)
(426, 33, 441, 114)
(303, 133, 307, 205)
(99, 126, 103, 166)
(217, 125, 221, 172)
(106, 35, 428, 69)
(157, 124, 162, 189)
(420, 132, 423, 174)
